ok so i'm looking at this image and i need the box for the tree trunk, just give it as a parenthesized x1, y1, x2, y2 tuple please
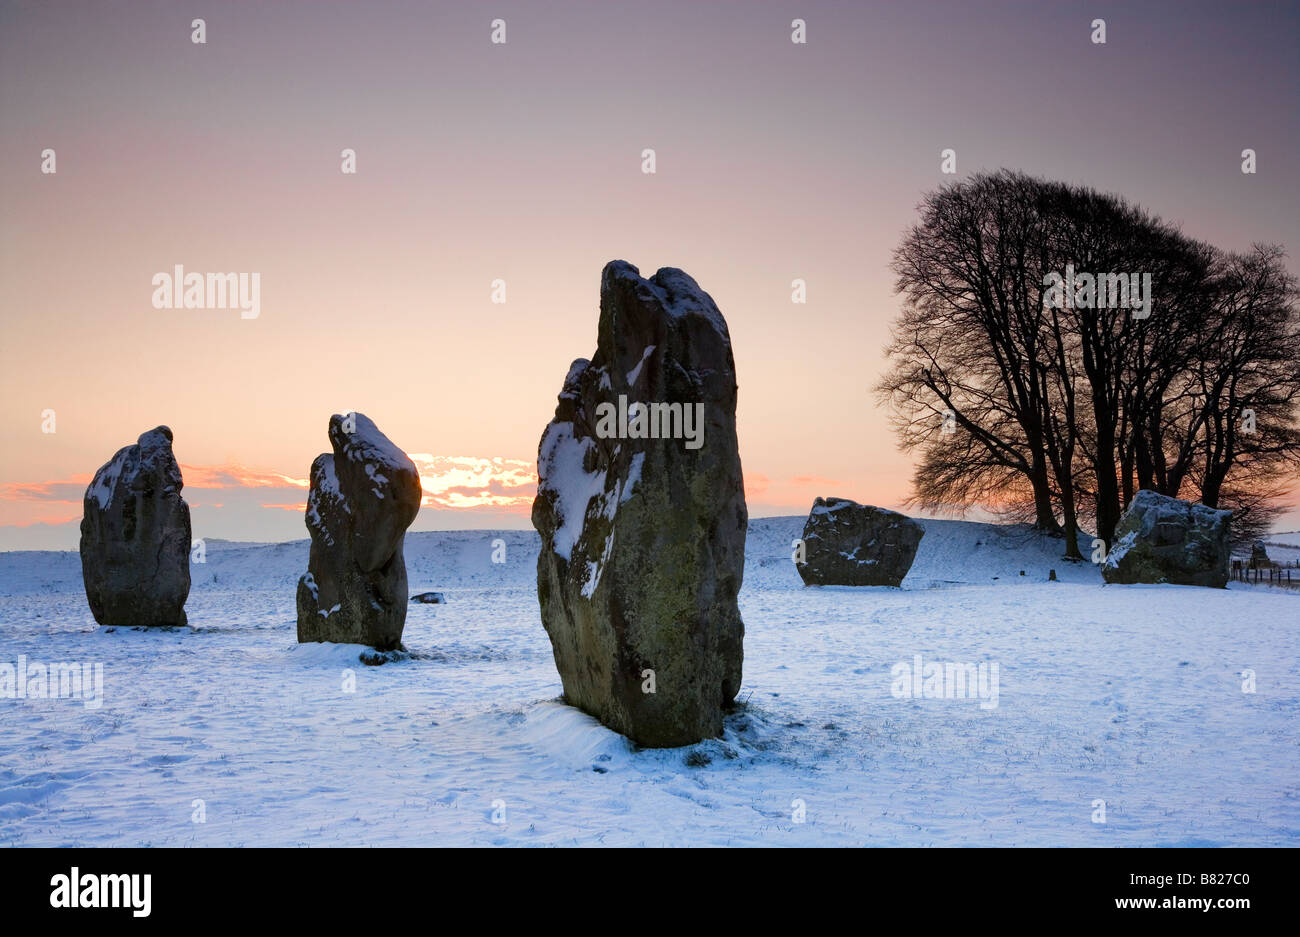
(1134, 430, 1154, 492)
(1030, 453, 1061, 533)
(1058, 475, 1084, 560)
(1120, 444, 1135, 506)
(1201, 471, 1225, 509)
(1092, 420, 1122, 547)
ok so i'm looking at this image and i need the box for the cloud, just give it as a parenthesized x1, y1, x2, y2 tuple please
(0, 476, 92, 504)
(9, 452, 899, 542)
(0, 463, 309, 506)
(1, 510, 82, 527)
(1, 456, 540, 528)
(0, 476, 90, 526)
(181, 464, 309, 489)
(407, 454, 536, 512)
(790, 475, 843, 486)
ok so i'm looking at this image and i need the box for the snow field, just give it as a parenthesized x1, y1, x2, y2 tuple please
(0, 518, 1295, 846)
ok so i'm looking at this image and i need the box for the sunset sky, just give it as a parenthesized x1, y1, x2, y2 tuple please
(2, 0, 1298, 549)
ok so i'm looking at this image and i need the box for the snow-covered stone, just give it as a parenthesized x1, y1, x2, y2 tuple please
(796, 497, 924, 587)
(1102, 489, 1231, 588)
(532, 261, 747, 748)
(79, 426, 192, 627)
(296, 413, 421, 650)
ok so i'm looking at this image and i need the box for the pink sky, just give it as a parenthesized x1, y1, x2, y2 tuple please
(1, 1, 1297, 549)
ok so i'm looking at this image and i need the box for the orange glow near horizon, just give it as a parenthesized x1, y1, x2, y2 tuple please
(0, 456, 911, 531)
(409, 454, 535, 512)
(180, 465, 310, 490)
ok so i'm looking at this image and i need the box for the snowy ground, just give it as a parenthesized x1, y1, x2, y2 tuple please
(1, 518, 1296, 847)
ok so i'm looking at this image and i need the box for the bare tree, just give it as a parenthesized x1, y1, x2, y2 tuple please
(1187, 246, 1300, 519)
(881, 171, 1062, 533)
(879, 172, 1300, 556)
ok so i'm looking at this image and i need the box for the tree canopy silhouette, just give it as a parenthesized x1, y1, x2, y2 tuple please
(877, 170, 1300, 555)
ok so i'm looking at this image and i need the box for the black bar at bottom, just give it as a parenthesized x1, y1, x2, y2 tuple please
(0, 846, 1279, 923)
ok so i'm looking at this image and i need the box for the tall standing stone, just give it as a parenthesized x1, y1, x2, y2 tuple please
(80, 426, 191, 626)
(296, 413, 421, 650)
(532, 261, 747, 748)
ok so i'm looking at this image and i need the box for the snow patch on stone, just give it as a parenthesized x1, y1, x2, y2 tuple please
(86, 452, 126, 510)
(538, 422, 606, 563)
(626, 345, 655, 386)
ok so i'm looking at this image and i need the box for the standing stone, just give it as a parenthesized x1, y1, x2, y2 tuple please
(80, 426, 191, 626)
(1250, 541, 1272, 569)
(795, 497, 924, 587)
(532, 261, 746, 748)
(1102, 489, 1232, 588)
(296, 413, 421, 650)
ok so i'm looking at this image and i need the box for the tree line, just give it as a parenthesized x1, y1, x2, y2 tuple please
(877, 170, 1300, 558)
